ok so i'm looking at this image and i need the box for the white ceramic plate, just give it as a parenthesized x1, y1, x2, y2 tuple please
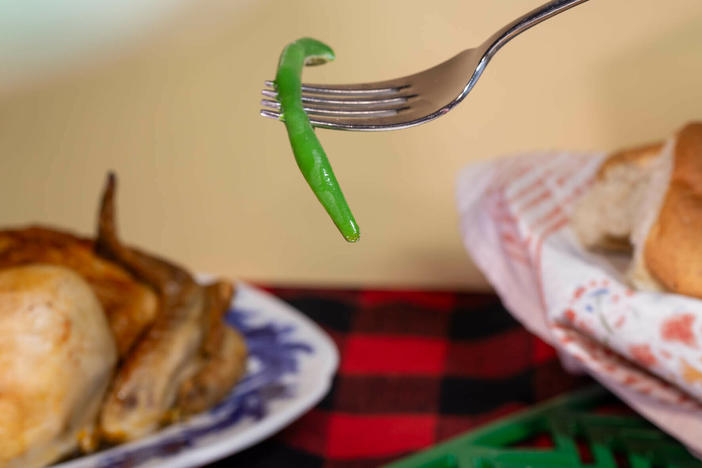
(51, 281, 338, 468)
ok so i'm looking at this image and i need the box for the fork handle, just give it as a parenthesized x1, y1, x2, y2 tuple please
(482, 0, 591, 59)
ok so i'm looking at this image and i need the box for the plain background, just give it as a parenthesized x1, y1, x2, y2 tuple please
(1, 0, 702, 289)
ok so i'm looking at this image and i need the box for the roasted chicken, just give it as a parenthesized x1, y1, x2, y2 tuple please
(0, 174, 248, 466)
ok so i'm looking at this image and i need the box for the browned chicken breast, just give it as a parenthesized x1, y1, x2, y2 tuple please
(0, 265, 117, 468)
(0, 227, 158, 357)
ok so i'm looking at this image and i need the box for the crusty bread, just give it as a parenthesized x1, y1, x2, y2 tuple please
(572, 141, 663, 252)
(627, 137, 674, 293)
(572, 122, 702, 297)
(597, 141, 665, 179)
(644, 123, 702, 296)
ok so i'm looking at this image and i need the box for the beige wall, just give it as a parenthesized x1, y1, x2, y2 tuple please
(1, 0, 702, 289)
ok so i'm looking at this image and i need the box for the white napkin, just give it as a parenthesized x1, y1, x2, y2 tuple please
(456, 151, 702, 455)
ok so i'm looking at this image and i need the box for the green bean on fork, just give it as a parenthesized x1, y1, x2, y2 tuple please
(274, 38, 360, 243)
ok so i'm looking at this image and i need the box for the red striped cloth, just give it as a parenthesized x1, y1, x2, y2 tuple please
(209, 287, 593, 467)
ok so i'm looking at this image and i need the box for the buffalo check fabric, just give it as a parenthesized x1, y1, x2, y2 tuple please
(209, 287, 593, 468)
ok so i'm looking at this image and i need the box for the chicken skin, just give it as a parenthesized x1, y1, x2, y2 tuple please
(0, 265, 117, 468)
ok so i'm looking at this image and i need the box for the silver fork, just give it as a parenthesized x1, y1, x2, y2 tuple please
(260, 0, 590, 131)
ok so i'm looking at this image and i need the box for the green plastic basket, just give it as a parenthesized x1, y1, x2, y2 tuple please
(384, 386, 702, 468)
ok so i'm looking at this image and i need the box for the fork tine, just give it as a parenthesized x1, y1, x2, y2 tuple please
(260, 98, 281, 110)
(261, 87, 415, 105)
(261, 89, 416, 111)
(306, 114, 410, 130)
(260, 109, 281, 120)
(264, 79, 410, 97)
(261, 98, 408, 118)
(301, 84, 409, 96)
(307, 108, 407, 117)
(260, 107, 416, 130)
(299, 94, 415, 107)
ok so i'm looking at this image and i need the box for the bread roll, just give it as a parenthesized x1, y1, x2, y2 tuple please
(643, 123, 702, 296)
(571, 141, 663, 252)
(572, 123, 702, 297)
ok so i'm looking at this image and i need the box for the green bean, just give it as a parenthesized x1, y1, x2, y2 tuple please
(274, 38, 360, 243)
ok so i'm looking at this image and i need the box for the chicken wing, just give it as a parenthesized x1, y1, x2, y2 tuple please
(176, 281, 247, 415)
(96, 174, 247, 441)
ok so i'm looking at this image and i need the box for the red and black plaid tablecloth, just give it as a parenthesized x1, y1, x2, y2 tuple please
(209, 287, 592, 468)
